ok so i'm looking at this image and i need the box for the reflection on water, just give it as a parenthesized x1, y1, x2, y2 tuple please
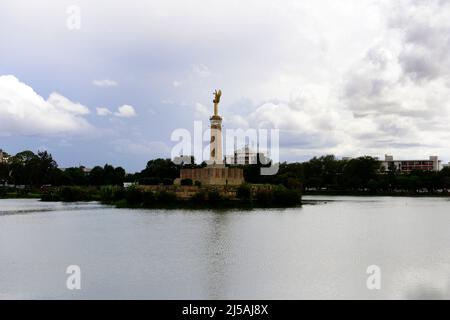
(0, 199, 107, 216)
(0, 197, 450, 299)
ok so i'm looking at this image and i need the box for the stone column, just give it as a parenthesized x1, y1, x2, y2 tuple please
(210, 114, 223, 165)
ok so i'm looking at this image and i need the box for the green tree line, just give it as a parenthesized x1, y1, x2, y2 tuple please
(2, 150, 450, 194)
(0, 150, 126, 187)
(243, 155, 450, 193)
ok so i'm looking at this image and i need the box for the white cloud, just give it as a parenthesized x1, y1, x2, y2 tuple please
(172, 80, 181, 88)
(192, 64, 211, 77)
(47, 92, 90, 115)
(96, 107, 112, 116)
(230, 86, 347, 154)
(194, 102, 209, 118)
(96, 105, 137, 118)
(114, 104, 137, 118)
(0, 75, 91, 136)
(92, 79, 118, 87)
(112, 138, 169, 156)
(339, 0, 450, 158)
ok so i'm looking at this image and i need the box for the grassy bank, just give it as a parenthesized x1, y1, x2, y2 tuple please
(39, 185, 302, 209)
(0, 187, 42, 199)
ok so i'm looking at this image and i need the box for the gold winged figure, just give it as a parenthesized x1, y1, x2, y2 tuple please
(213, 89, 222, 104)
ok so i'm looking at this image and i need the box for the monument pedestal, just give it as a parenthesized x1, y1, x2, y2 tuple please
(177, 166, 244, 186)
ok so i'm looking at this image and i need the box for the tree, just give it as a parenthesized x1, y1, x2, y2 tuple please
(343, 156, 381, 190)
(103, 164, 116, 185)
(140, 159, 179, 180)
(63, 167, 88, 186)
(35, 151, 58, 185)
(7, 150, 58, 186)
(89, 166, 104, 186)
(439, 167, 450, 191)
(0, 163, 9, 184)
(303, 157, 323, 189)
(9, 151, 37, 185)
(88, 164, 126, 186)
(113, 167, 126, 185)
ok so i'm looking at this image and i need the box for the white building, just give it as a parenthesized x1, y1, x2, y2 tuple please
(0, 149, 10, 164)
(226, 145, 268, 165)
(380, 155, 440, 173)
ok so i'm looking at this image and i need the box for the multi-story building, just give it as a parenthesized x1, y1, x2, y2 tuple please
(226, 145, 268, 165)
(0, 149, 9, 164)
(380, 155, 440, 173)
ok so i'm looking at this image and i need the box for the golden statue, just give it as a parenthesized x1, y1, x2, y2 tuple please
(213, 89, 222, 104)
(213, 89, 222, 116)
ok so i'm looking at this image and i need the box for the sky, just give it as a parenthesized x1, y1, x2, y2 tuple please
(1, 0, 450, 172)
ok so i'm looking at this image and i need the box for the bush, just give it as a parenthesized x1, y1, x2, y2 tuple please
(190, 191, 206, 205)
(194, 180, 202, 187)
(139, 177, 161, 185)
(162, 178, 174, 186)
(125, 186, 143, 206)
(181, 178, 193, 186)
(112, 187, 126, 201)
(60, 186, 90, 202)
(156, 190, 177, 204)
(367, 179, 379, 192)
(285, 177, 301, 190)
(255, 188, 274, 206)
(99, 186, 125, 203)
(207, 190, 223, 203)
(41, 192, 61, 202)
(115, 199, 128, 208)
(142, 191, 156, 207)
(236, 184, 251, 200)
(99, 186, 114, 203)
(273, 186, 301, 206)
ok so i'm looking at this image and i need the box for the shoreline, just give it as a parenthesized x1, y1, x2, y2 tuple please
(303, 191, 450, 197)
(2, 190, 450, 201)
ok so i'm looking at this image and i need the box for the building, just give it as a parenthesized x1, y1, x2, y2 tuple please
(226, 145, 268, 165)
(173, 155, 194, 166)
(380, 154, 440, 173)
(0, 149, 10, 164)
(59, 166, 92, 173)
(175, 90, 245, 186)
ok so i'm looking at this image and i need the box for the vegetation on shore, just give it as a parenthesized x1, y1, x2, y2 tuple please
(39, 185, 301, 208)
(245, 155, 450, 195)
(0, 187, 42, 199)
(303, 190, 450, 197)
(2, 150, 450, 208)
(0, 150, 126, 187)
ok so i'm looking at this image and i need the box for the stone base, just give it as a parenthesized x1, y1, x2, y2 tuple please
(176, 166, 244, 186)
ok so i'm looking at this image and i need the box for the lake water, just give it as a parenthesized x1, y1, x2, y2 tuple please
(1, 196, 450, 299)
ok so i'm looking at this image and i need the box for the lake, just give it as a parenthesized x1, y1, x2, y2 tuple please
(1, 196, 450, 299)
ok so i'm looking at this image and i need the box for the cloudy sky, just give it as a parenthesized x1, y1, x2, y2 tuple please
(1, 0, 450, 171)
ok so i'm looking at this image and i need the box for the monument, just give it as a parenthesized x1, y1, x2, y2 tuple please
(176, 90, 245, 186)
(209, 90, 223, 166)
